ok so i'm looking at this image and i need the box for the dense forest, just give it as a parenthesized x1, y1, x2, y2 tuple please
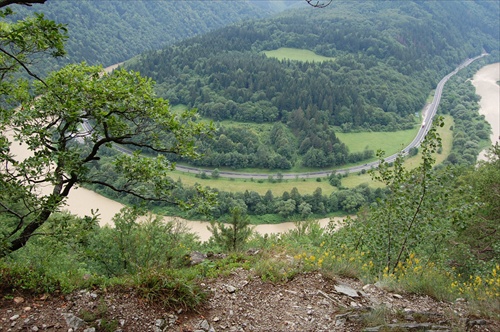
(126, 0, 499, 170)
(1, 3, 499, 324)
(10, 0, 288, 73)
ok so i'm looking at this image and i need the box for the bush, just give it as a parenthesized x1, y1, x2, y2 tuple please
(0, 261, 61, 294)
(132, 268, 207, 310)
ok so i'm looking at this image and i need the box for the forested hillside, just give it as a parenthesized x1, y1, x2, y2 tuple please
(126, 0, 499, 170)
(10, 0, 285, 72)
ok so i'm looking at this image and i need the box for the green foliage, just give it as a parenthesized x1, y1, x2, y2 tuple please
(0, 260, 61, 294)
(125, 1, 498, 171)
(329, 118, 467, 273)
(0, 7, 67, 88)
(208, 207, 254, 252)
(449, 144, 500, 274)
(85, 208, 198, 276)
(131, 268, 207, 310)
(254, 257, 298, 283)
(193, 253, 251, 278)
(1, 61, 213, 255)
(11, 0, 272, 72)
(439, 68, 494, 165)
(78, 300, 119, 332)
(211, 168, 220, 179)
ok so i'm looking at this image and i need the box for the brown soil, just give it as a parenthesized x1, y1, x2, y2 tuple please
(1, 268, 498, 332)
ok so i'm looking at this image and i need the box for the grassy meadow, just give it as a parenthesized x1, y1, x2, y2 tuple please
(336, 127, 419, 154)
(262, 48, 335, 62)
(170, 115, 455, 195)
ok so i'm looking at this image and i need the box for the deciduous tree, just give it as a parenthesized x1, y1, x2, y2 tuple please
(1, 63, 213, 256)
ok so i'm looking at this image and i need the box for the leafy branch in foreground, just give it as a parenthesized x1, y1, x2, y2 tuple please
(1, 63, 214, 256)
(329, 117, 472, 273)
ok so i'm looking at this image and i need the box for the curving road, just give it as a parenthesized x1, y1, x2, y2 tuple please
(172, 54, 487, 179)
(98, 54, 485, 179)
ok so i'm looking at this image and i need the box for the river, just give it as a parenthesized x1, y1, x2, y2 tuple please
(7, 62, 498, 241)
(471, 62, 500, 161)
(55, 185, 343, 241)
(6, 128, 343, 241)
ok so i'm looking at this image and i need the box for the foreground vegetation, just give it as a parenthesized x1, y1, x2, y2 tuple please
(1, 2, 499, 327)
(2, 132, 499, 320)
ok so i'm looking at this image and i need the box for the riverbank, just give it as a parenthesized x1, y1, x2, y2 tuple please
(472, 62, 500, 161)
(8, 62, 498, 241)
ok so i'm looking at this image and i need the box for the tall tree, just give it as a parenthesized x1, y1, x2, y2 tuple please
(0, 63, 213, 256)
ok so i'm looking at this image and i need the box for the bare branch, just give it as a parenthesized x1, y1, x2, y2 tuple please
(0, 47, 47, 86)
(305, 0, 333, 8)
(0, 0, 46, 8)
(88, 180, 177, 204)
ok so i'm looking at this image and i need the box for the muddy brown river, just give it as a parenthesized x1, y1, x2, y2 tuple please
(471, 62, 500, 160)
(7, 63, 499, 241)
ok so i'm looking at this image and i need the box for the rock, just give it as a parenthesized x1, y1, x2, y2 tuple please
(246, 248, 259, 255)
(155, 319, 165, 328)
(31, 326, 39, 331)
(226, 285, 237, 293)
(62, 313, 85, 331)
(362, 284, 377, 292)
(213, 316, 220, 322)
(9, 314, 19, 321)
(334, 283, 360, 298)
(13, 297, 24, 304)
(467, 319, 487, 327)
(363, 323, 451, 331)
(335, 318, 346, 327)
(189, 251, 207, 265)
(83, 328, 96, 332)
(199, 319, 211, 331)
(391, 293, 403, 299)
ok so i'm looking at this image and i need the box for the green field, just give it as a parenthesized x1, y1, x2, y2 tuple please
(169, 115, 454, 195)
(262, 48, 335, 62)
(175, 175, 337, 196)
(336, 127, 419, 155)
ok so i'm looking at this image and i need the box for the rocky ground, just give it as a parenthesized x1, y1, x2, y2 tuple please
(1, 268, 498, 332)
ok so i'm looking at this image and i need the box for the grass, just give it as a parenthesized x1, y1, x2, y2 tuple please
(262, 47, 335, 62)
(174, 175, 337, 196)
(336, 127, 419, 155)
(402, 115, 454, 169)
(170, 116, 454, 194)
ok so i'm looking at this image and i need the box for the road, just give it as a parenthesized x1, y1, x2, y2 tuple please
(99, 54, 485, 180)
(172, 54, 487, 179)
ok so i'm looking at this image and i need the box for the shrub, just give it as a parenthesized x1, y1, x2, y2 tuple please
(132, 268, 207, 310)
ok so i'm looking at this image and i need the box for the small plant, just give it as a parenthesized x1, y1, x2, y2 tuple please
(361, 305, 391, 327)
(0, 262, 61, 294)
(254, 258, 297, 283)
(207, 207, 254, 252)
(132, 269, 207, 310)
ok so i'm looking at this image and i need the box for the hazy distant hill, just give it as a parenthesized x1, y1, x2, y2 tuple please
(11, 0, 288, 70)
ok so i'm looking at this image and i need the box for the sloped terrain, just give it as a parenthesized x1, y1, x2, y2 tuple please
(1, 269, 498, 332)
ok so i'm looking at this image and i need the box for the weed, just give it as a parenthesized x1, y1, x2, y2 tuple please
(361, 305, 391, 327)
(254, 257, 298, 283)
(132, 268, 207, 310)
